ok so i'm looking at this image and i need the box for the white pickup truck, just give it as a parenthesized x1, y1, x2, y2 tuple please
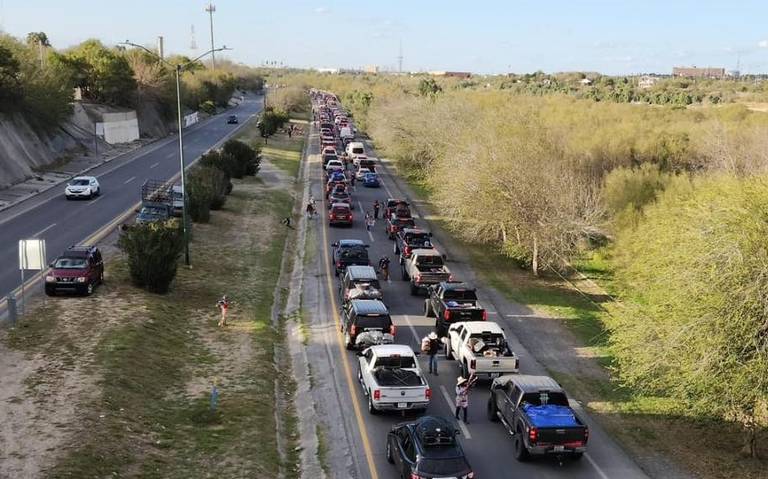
(357, 344, 431, 414)
(445, 321, 519, 379)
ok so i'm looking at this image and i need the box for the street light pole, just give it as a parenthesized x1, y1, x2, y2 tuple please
(206, 3, 216, 70)
(119, 41, 230, 267)
(175, 64, 190, 266)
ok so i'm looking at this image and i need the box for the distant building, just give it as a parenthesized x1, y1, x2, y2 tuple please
(364, 65, 379, 74)
(429, 71, 472, 79)
(316, 67, 340, 74)
(638, 75, 660, 89)
(579, 78, 593, 85)
(672, 67, 726, 79)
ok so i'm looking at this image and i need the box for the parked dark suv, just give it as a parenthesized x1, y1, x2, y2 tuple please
(341, 299, 394, 349)
(45, 246, 104, 296)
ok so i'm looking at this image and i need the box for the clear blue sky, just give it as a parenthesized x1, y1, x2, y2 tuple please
(2, 0, 768, 74)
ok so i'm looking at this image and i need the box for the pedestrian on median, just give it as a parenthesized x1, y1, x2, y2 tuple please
(454, 374, 477, 424)
(423, 331, 441, 375)
(373, 200, 380, 219)
(216, 295, 230, 327)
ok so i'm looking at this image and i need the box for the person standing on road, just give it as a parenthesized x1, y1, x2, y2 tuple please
(423, 331, 441, 375)
(378, 255, 391, 282)
(349, 170, 356, 188)
(373, 200, 380, 219)
(454, 374, 477, 424)
(366, 213, 375, 232)
(216, 295, 230, 327)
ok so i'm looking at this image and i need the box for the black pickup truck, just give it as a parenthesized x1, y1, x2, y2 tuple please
(424, 282, 487, 336)
(487, 375, 588, 462)
(393, 228, 433, 264)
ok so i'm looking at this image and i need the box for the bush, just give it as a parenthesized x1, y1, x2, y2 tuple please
(258, 107, 289, 140)
(186, 165, 228, 221)
(118, 219, 184, 294)
(198, 150, 239, 180)
(199, 100, 216, 115)
(222, 139, 260, 177)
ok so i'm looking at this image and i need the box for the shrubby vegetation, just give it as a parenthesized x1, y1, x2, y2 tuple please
(118, 219, 184, 294)
(258, 107, 289, 141)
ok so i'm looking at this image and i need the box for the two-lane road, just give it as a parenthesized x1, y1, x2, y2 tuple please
(0, 95, 263, 305)
(307, 123, 650, 478)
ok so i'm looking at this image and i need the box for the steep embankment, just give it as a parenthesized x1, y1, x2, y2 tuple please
(0, 101, 171, 189)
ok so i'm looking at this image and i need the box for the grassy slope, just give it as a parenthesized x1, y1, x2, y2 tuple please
(8, 127, 303, 478)
(401, 176, 766, 479)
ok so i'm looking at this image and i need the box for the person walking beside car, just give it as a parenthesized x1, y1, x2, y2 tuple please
(373, 200, 380, 219)
(366, 213, 375, 232)
(423, 331, 441, 375)
(216, 295, 230, 327)
(454, 374, 477, 424)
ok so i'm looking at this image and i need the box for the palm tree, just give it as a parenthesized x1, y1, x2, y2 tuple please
(25, 32, 51, 68)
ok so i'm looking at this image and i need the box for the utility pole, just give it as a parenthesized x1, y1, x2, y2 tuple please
(205, 3, 216, 70)
(397, 40, 403, 74)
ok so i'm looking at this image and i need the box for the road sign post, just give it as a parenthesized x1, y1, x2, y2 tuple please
(18, 239, 47, 317)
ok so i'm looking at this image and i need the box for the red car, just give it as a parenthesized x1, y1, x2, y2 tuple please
(329, 203, 353, 227)
(45, 245, 104, 296)
(386, 215, 416, 239)
(385, 198, 412, 219)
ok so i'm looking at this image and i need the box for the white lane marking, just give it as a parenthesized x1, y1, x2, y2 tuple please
(123, 176, 136, 184)
(585, 453, 611, 479)
(165, 152, 175, 159)
(89, 195, 104, 205)
(32, 222, 57, 238)
(149, 162, 159, 169)
(401, 314, 421, 345)
(439, 385, 472, 439)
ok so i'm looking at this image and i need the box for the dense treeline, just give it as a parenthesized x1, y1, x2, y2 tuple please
(271, 70, 768, 456)
(0, 33, 264, 130)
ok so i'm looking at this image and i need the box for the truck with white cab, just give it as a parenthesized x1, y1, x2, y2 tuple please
(446, 321, 519, 379)
(357, 344, 431, 414)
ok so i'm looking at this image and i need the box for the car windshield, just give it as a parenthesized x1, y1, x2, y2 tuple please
(53, 257, 87, 269)
(355, 315, 392, 329)
(340, 247, 368, 260)
(374, 355, 416, 368)
(70, 179, 90, 186)
(352, 279, 380, 289)
(444, 289, 478, 301)
(418, 457, 468, 475)
(141, 206, 165, 217)
(407, 234, 431, 247)
(352, 148, 364, 154)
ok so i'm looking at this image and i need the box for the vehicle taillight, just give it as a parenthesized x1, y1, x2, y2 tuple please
(482, 310, 488, 321)
(350, 325, 357, 336)
(470, 359, 476, 370)
(444, 310, 451, 321)
(410, 474, 427, 479)
(330, 213, 337, 219)
(448, 274, 454, 281)
(414, 274, 421, 283)
(404, 246, 411, 256)
(373, 389, 381, 400)
(336, 261, 342, 268)
(425, 388, 432, 399)
(529, 427, 538, 444)
(390, 325, 397, 336)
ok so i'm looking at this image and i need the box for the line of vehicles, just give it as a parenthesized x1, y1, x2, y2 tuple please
(312, 90, 590, 477)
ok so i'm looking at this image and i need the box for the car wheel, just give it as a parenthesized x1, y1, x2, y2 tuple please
(401, 267, 409, 281)
(487, 397, 500, 422)
(514, 427, 531, 461)
(385, 440, 395, 464)
(45, 286, 55, 297)
(345, 332, 353, 350)
(368, 394, 378, 415)
(571, 452, 584, 461)
(65, 195, 72, 201)
(99, 272, 104, 284)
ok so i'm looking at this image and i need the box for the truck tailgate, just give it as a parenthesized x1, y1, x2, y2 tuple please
(474, 357, 518, 374)
(379, 386, 427, 402)
(416, 272, 451, 284)
(537, 426, 588, 446)
(448, 308, 484, 321)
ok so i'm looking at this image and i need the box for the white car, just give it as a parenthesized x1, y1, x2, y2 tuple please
(65, 176, 100, 200)
(356, 167, 372, 180)
(325, 160, 344, 172)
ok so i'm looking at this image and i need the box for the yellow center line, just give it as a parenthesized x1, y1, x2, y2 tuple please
(318, 161, 380, 479)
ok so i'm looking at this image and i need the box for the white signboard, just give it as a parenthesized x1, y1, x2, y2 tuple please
(18, 239, 47, 270)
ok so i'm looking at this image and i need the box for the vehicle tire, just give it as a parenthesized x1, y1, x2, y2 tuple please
(571, 452, 584, 461)
(368, 394, 379, 415)
(85, 282, 94, 296)
(424, 300, 433, 318)
(410, 283, 418, 296)
(96, 187, 101, 196)
(65, 195, 72, 201)
(386, 440, 395, 464)
(345, 332, 353, 350)
(99, 272, 105, 284)
(88, 191, 94, 199)
(393, 243, 399, 254)
(445, 341, 454, 360)
(401, 266, 409, 281)
(514, 427, 531, 462)
(487, 398, 500, 422)
(45, 286, 55, 297)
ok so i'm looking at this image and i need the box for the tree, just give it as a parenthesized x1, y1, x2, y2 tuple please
(418, 77, 442, 97)
(118, 219, 184, 294)
(222, 139, 261, 177)
(25, 32, 50, 47)
(257, 107, 289, 142)
(612, 175, 768, 458)
(0, 44, 22, 107)
(63, 39, 137, 106)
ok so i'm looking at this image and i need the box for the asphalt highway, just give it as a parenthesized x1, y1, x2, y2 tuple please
(307, 123, 650, 478)
(0, 94, 264, 306)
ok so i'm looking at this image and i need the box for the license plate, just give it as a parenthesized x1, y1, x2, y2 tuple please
(397, 402, 408, 409)
(490, 373, 500, 379)
(553, 445, 565, 452)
